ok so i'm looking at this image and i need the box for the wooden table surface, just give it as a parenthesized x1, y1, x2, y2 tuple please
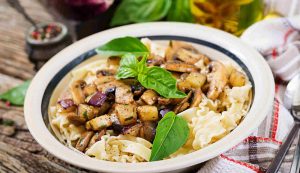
(0, 0, 87, 172)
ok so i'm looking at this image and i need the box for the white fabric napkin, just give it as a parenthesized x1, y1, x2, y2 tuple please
(198, 16, 300, 173)
(241, 16, 300, 81)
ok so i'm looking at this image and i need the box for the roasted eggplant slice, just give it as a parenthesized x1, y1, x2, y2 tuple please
(66, 112, 86, 125)
(137, 105, 159, 121)
(115, 104, 137, 125)
(57, 99, 76, 113)
(78, 104, 100, 121)
(140, 121, 156, 142)
(85, 115, 112, 130)
(75, 131, 94, 152)
(122, 123, 142, 137)
(115, 85, 134, 104)
(141, 90, 157, 105)
(185, 72, 206, 89)
(83, 84, 97, 96)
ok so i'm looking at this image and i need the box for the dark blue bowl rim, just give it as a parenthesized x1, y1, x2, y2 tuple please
(42, 35, 254, 127)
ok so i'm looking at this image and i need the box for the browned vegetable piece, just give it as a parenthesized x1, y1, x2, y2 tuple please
(147, 54, 165, 66)
(87, 130, 106, 149)
(164, 61, 198, 73)
(201, 83, 210, 93)
(176, 49, 201, 64)
(141, 90, 158, 105)
(136, 98, 147, 106)
(83, 84, 97, 96)
(94, 76, 116, 86)
(115, 85, 134, 104)
(174, 91, 192, 114)
(57, 99, 76, 113)
(177, 80, 192, 92)
(207, 61, 228, 100)
(78, 104, 100, 121)
(140, 121, 156, 142)
(70, 80, 86, 105)
(66, 112, 86, 125)
(185, 72, 206, 89)
(122, 123, 142, 137)
(157, 97, 172, 105)
(96, 80, 123, 92)
(175, 102, 190, 114)
(190, 89, 202, 107)
(166, 41, 197, 62)
(137, 105, 159, 122)
(107, 56, 120, 66)
(115, 104, 137, 125)
(86, 114, 112, 130)
(96, 69, 116, 77)
(75, 131, 94, 152)
(229, 70, 246, 87)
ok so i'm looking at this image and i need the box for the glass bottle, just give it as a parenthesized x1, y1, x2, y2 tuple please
(191, 0, 264, 35)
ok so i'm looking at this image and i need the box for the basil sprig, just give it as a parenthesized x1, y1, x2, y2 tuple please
(0, 80, 30, 106)
(97, 36, 186, 98)
(150, 111, 189, 161)
(95, 37, 149, 56)
(110, 0, 194, 26)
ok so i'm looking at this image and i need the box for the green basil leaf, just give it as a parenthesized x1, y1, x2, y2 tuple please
(116, 54, 139, 79)
(138, 67, 186, 98)
(110, 0, 172, 26)
(150, 111, 189, 161)
(0, 80, 30, 106)
(96, 37, 149, 56)
(167, 0, 194, 22)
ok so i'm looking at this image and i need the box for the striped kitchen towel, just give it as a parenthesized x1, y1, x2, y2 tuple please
(198, 16, 300, 173)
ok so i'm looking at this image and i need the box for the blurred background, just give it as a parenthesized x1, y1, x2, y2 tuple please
(2, 0, 299, 70)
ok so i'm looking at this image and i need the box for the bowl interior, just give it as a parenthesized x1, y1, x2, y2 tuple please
(25, 22, 274, 173)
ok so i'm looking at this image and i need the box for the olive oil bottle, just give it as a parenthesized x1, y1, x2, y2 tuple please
(191, 0, 264, 35)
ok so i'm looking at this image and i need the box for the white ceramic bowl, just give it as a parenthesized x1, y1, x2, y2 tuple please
(24, 22, 274, 173)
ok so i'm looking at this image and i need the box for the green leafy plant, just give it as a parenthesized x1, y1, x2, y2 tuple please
(96, 36, 186, 98)
(150, 111, 189, 161)
(111, 0, 194, 26)
(0, 80, 30, 106)
(167, 0, 194, 22)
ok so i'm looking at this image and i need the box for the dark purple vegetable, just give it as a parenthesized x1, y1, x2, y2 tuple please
(58, 99, 74, 109)
(141, 121, 156, 142)
(131, 84, 145, 96)
(159, 108, 170, 118)
(105, 87, 116, 101)
(87, 92, 106, 106)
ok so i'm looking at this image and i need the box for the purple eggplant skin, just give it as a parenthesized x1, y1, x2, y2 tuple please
(58, 99, 75, 109)
(159, 108, 170, 118)
(87, 92, 107, 107)
(131, 84, 145, 97)
(105, 87, 116, 101)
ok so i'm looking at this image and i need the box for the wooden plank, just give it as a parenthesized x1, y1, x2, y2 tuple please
(0, 0, 89, 172)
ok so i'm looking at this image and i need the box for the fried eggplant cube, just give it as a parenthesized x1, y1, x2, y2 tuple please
(137, 105, 159, 122)
(115, 104, 137, 125)
(85, 115, 112, 130)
